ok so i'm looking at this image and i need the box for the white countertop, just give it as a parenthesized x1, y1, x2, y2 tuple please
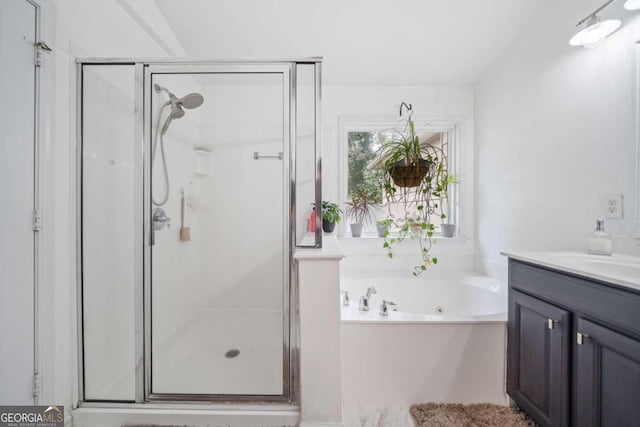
(294, 234, 346, 260)
(501, 251, 640, 292)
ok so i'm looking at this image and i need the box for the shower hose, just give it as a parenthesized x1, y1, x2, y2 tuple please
(152, 102, 170, 206)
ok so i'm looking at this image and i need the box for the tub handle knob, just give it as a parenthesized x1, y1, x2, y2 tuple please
(380, 300, 397, 316)
(340, 290, 350, 306)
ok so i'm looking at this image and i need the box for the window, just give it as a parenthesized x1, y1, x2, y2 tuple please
(341, 119, 459, 237)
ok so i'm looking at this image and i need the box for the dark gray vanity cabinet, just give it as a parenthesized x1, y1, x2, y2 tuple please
(507, 290, 571, 427)
(507, 259, 640, 427)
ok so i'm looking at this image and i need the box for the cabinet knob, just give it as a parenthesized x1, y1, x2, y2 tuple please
(547, 319, 560, 330)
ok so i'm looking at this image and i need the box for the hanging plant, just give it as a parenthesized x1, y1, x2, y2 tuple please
(371, 103, 458, 275)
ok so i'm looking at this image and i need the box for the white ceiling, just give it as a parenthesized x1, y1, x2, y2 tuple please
(154, 0, 548, 85)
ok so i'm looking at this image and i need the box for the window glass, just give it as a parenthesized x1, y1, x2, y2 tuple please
(346, 129, 450, 236)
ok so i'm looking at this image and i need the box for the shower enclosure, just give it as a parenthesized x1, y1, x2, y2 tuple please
(77, 59, 321, 403)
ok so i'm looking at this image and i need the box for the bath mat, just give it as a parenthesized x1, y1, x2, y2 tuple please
(410, 403, 536, 427)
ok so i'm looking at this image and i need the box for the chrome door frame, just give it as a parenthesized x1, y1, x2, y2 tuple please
(76, 58, 322, 405)
(143, 62, 293, 403)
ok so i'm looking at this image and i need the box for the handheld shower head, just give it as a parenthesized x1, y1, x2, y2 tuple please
(152, 83, 205, 206)
(160, 103, 188, 135)
(154, 84, 204, 134)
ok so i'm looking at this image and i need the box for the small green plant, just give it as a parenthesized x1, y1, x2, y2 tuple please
(380, 119, 425, 170)
(321, 200, 342, 224)
(376, 218, 393, 226)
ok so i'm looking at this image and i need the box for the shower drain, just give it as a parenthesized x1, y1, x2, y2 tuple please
(225, 349, 240, 359)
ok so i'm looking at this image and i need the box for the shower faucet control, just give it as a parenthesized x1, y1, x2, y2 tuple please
(380, 300, 397, 316)
(152, 208, 171, 230)
(359, 286, 377, 311)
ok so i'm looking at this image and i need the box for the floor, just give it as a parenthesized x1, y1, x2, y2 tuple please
(343, 405, 415, 427)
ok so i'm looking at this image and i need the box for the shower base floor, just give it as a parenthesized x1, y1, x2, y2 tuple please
(152, 308, 285, 396)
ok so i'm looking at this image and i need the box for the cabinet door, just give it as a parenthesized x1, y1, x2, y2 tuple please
(575, 318, 640, 427)
(508, 290, 571, 427)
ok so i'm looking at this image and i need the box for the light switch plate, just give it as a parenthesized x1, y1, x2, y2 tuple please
(606, 194, 623, 219)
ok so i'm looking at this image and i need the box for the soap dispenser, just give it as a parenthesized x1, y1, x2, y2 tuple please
(588, 219, 612, 256)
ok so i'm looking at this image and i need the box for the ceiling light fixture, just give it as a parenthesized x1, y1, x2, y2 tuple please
(624, 0, 640, 10)
(570, 0, 621, 48)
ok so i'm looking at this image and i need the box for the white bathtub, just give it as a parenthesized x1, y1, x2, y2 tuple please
(340, 272, 508, 407)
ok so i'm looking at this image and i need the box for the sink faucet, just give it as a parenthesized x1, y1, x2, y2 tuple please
(359, 286, 377, 311)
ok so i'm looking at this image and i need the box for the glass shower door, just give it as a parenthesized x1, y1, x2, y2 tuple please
(147, 68, 289, 397)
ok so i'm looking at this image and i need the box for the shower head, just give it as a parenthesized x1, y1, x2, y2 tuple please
(154, 84, 204, 109)
(179, 93, 204, 109)
(154, 84, 204, 134)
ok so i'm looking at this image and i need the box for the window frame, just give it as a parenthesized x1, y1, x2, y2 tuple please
(338, 115, 463, 238)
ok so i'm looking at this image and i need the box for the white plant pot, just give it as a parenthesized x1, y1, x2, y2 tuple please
(441, 223, 456, 238)
(350, 223, 363, 238)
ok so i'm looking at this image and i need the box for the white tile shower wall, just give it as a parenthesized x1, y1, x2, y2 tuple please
(320, 84, 475, 272)
(475, 1, 640, 283)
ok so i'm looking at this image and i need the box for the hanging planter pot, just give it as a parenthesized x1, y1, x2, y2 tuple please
(389, 158, 430, 188)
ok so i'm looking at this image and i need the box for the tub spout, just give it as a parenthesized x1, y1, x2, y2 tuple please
(359, 286, 377, 311)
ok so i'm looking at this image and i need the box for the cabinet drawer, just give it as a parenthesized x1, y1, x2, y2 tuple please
(509, 260, 640, 338)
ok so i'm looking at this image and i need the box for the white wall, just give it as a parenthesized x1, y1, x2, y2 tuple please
(321, 84, 477, 274)
(475, 0, 640, 281)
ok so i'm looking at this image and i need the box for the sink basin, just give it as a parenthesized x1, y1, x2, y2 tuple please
(546, 252, 640, 281)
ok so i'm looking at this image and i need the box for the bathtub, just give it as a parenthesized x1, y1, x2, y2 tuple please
(340, 272, 508, 407)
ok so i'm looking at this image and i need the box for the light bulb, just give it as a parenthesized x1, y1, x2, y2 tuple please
(624, 0, 640, 10)
(570, 17, 622, 47)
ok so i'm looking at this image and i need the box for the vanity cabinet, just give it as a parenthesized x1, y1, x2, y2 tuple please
(507, 259, 640, 427)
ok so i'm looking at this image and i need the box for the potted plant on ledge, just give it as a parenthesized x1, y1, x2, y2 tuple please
(439, 173, 460, 238)
(376, 218, 393, 238)
(321, 201, 342, 233)
(346, 188, 378, 237)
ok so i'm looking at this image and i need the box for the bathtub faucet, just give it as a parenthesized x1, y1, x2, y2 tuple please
(340, 290, 350, 306)
(380, 300, 397, 316)
(359, 286, 377, 311)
